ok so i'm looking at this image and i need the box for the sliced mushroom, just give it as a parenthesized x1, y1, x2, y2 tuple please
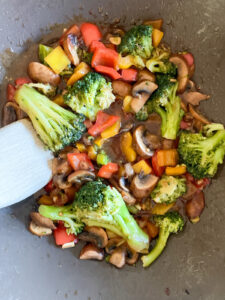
(30, 212, 56, 230)
(131, 174, 159, 198)
(138, 69, 156, 82)
(53, 174, 72, 189)
(121, 190, 136, 205)
(68, 170, 95, 184)
(109, 246, 126, 268)
(105, 237, 124, 254)
(29, 220, 52, 236)
(3, 102, 27, 126)
(112, 80, 132, 99)
(182, 182, 198, 201)
(50, 188, 69, 206)
(81, 133, 94, 146)
(186, 191, 205, 220)
(119, 177, 129, 192)
(180, 100, 188, 112)
(133, 125, 154, 158)
(143, 132, 161, 150)
(28, 62, 60, 86)
(79, 227, 108, 248)
(63, 34, 80, 66)
(169, 55, 189, 93)
(131, 80, 158, 113)
(79, 244, 104, 261)
(182, 91, 210, 106)
(52, 158, 73, 175)
(126, 247, 139, 265)
(189, 104, 210, 124)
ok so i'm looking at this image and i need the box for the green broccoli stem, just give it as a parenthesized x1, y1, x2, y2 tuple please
(39, 205, 83, 235)
(141, 228, 170, 267)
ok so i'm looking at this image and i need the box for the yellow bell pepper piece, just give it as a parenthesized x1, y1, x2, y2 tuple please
(94, 137, 105, 148)
(52, 95, 66, 107)
(132, 160, 152, 175)
(121, 132, 136, 162)
(118, 54, 134, 69)
(118, 165, 125, 177)
(67, 62, 90, 86)
(38, 195, 53, 205)
(101, 119, 121, 139)
(44, 46, 70, 74)
(76, 142, 86, 153)
(165, 164, 186, 176)
(87, 145, 97, 160)
(123, 96, 133, 113)
(151, 203, 175, 215)
(143, 19, 163, 30)
(152, 29, 164, 47)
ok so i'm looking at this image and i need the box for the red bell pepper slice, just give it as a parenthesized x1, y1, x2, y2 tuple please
(121, 68, 138, 82)
(80, 23, 102, 47)
(182, 52, 194, 67)
(67, 153, 94, 171)
(15, 77, 32, 86)
(89, 40, 105, 53)
(88, 111, 120, 136)
(94, 65, 121, 80)
(7, 84, 16, 101)
(44, 179, 54, 193)
(91, 47, 119, 69)
(59, 24, 80, 45)
(151, 151, 165, 177)
(98, 162, 119, 178)
(54, 225, 77, 246)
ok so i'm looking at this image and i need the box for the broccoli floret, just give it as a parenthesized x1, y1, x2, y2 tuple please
(27, 83, 57, 98)
(77, 48, 93, 65)
(151, 175, 186, 204)
(146, 48, 177, 76)
(15, 85, 86, 152)
(147, 75, 184, 139)
(39, 181, 149, 252)
(141, 211, 184, 267)
(135, 105, 149, 121)
(63, 72, 115, 121)
(118, 25, 153, 59)
(178, 124, 225, 179)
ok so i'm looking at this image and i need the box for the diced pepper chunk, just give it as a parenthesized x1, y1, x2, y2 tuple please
(132, 160, 152, 175)
(45, 46, 70, 74)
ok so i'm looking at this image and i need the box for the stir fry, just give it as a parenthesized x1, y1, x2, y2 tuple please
(4, 18, 225, 268)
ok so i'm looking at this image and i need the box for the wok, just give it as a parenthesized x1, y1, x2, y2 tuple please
(0, 0, 225, 299)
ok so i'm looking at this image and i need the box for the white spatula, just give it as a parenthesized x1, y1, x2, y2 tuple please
(0, 119, 53, 209)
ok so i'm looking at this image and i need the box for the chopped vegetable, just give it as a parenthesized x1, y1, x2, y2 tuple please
(151, 175, 186, 204)
(67, 153, 94, 171)
(7, 83, 16, 101)
(15, 85, 86, 152)
(76, 142, 86, 153)
(89, 40, 105, 52)
(44, 179, 54, 193)
(101, 119, 121, 139)
(151, 151, 165, 177)
(120, 132, 137, 163)
(123, 95, 133, 113)
(142, 212, 184, 267)
(87, 145, 97, 160)
(59, 24, 80, 45)
(151, 202, 175, 215)
(157, 149, 179, 167)
(44, 46, 71, 74)
(132, 160, 152, 175)
(27, 83, 57, 98)
(64, 72, 115, 121)
(52, 95, 66, 107)
(94, 65, 121, 80)
(92, 47, 119, 69)
(39, 44, 53, 64)
(98, 162, 119, 178)
(121, 68, 138, 82)
(15, 77, 32, 86)
(88, 111, 119, 137)
(67, 62, 90, 86)
(165, 164, 186, 176)
(96, 151, 110, 165)
(39, 181, 149, 252)
(143, 19, 163, 30)
(54, 225, 77, 246)
(80, 23, 102, 47)
(152, 29, 164, 47)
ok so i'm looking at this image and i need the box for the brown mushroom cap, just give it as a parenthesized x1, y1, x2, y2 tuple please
(186, 191, 205, 220)
(79, 227, 108, 248)
(130, 93, 150, 113)
(143, 132, 161, 150)
(169, 55, 189, 93)
(126, 247, 139, 265)
(133, 125, 155, 158)
(53, 174, 72, 189)
(28, 62, 60, 86)
(105, 237, 124, 254)
(181, 91, 210, 106)
(63, 34, 80, 66)
(3, 102, 27, 126)
(121, 190, 136, 205)
(30, 212, 56, 230)
(112, 80, 132, 99)
(29, 220, 52, 236)
(67, 170, 95, 184)
(131, 174, 159, 198)
(109, 246, 126, 268)
(138, 69, 156, 82)
(79, 244, 104, 261)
